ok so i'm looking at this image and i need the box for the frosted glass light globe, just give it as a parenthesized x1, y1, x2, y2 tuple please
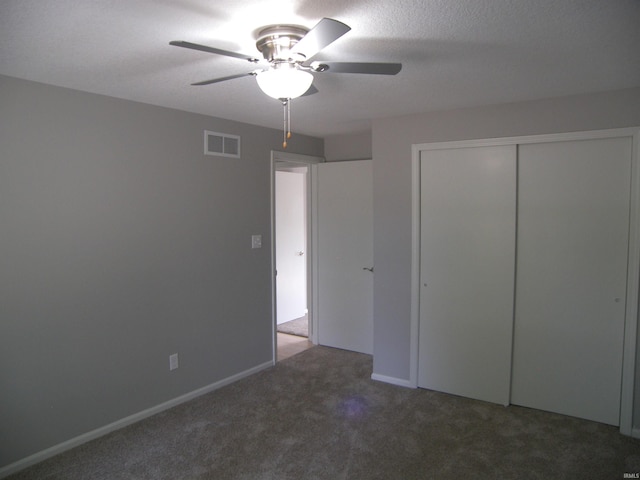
(256, 68, 313, 100)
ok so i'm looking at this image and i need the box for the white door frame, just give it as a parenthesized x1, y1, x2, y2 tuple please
(270, 151, 324, 363)
(410, 127, 640, 437)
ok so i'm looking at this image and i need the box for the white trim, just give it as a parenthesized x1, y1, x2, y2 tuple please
(619, 128, 640, 436)
(0, 361, 273, 479)
(272, 150, 324, 165)
(371, 373, 416, 389)
(270, 151, 324, 358)
(409, 145, 421, 389)
(310, 164, 320, 346)
(413, 127, 640, 152)
(411, 127, 640, 436)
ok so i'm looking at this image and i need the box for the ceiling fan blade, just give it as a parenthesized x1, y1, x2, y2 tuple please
(290, 18, 351, 60)
(191, 72, 257, 86)
(311, 61, 402, 75)
(301, 84, 319, 97)
(170, 40, 260, 63)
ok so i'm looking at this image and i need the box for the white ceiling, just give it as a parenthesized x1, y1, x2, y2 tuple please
(1, 0, 639, 138)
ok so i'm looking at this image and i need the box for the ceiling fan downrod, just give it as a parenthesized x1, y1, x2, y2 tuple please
(255, 25, 309, 63)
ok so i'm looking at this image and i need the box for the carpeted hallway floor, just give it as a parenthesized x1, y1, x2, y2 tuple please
(276, 315, 308, 337)
(7, 346, 640, 479)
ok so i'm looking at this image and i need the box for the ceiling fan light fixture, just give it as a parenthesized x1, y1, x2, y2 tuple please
(256, 66, 313, 100)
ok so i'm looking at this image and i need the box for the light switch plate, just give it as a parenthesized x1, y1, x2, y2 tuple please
(169, 353, 178, 371)
(251, 235, 262, 249)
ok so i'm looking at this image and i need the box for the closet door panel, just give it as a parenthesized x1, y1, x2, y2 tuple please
(512, 137, 632, 425)
(418, 145, 516, 405)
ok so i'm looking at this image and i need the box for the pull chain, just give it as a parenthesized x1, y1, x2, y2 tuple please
(287, 99, 291, 140)
(282, 98, 293, 149)
(282, 99, 287, 148)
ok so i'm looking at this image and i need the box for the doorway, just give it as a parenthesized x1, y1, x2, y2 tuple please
(271, 151, 322, 362)
(275, 169, 308, 334)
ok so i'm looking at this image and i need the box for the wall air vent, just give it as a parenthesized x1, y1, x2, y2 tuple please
(204, 130, 241, 158)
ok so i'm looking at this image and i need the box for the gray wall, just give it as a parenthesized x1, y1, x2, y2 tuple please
(371, 87, 640, 427)
(324, 130, 372, 161)
(0, 75, 323, 468)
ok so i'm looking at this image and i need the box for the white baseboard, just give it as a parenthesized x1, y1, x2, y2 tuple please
(371, 372, 416, 388)
(0, 360, 273, 479)
(632, 427, 640, 440)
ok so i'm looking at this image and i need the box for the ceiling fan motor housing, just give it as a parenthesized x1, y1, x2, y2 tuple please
(255, 25, 309, 63)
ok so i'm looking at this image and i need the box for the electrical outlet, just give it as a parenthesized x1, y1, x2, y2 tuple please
(169, 353, 179, 371)
(251, 234, 262, 249)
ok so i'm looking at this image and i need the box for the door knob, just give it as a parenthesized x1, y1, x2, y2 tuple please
(363, 267, 374, 273)
(296, 251, 304, 256)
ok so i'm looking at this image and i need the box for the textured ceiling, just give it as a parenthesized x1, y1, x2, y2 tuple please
(1, 0, 639, 138)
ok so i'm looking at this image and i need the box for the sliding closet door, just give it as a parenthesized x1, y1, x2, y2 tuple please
(511, 137, 632, 425)
(418, 145, 516, 405)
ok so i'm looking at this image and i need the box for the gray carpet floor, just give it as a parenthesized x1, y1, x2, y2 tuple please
(7, 346, 640, 479)
(276, 315, 308, 337)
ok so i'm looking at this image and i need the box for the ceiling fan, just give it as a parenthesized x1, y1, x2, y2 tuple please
(170, 18, 402, 146)
(170, 17, 402, 97)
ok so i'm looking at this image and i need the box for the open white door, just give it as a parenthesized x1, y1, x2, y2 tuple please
(314, 160, 373, 354)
